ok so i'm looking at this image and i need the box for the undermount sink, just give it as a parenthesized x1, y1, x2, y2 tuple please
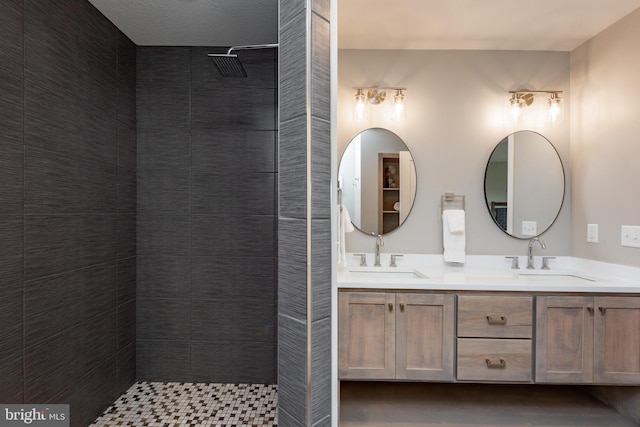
(347, 269, 429, 280)
(517, 272, 595, 283)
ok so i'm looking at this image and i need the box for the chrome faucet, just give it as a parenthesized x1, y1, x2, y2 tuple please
(374, 234, 384, 267)
(527, 237, 546, 269)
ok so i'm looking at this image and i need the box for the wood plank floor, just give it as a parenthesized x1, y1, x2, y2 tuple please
(340, 382, 637, 427)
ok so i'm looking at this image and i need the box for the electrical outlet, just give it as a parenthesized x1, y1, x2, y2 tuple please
(621, 225, 640, 248)
(587, 224, 598, 243)
(522, 221, 537, 236)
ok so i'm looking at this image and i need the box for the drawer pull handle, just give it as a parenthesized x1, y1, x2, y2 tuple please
(399, 303, 405, 311)
(486, 315, 507, 325)
(388, 303, 393, 311)
(587, 307, 594, 315)
(599, 307, 606, 315)
(485, 358, 506, 369)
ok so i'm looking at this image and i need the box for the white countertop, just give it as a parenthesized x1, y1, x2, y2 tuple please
(337, 254, 640, 293)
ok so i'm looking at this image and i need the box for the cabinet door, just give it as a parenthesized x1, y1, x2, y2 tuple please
(535, 296, 594, 383)
(594, 296, 640, 384)
(396, 293, 455, 381)
(338, 292, 395, 379)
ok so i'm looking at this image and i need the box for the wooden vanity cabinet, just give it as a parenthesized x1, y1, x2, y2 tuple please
(456, 295, 533, 382)
(536, 296, 640, 384)
(338, 291, 455, 381)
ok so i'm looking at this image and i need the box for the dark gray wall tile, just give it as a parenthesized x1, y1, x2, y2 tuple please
(0, 0, 24, 145)
(137, 47, 190, 129)
(24, 311, 117, 403)
(118, 300, 136, 350)
(117, 342, 136, 395)
(136, 126, 190, 171)
(137, 214, 190, 257)
(117, 33, 136, 128)
(0, 353, 23, 403)
(137, 256, 191, 299)
(311, 118, 331, 219)
(24, 263, 116, 347)
(191, 300, 275, 342)
(192, 256, 275, 301)
(278, 407, 307, 427)
(24, 1, 117, 165)
(192, 215, 275, 258)
(191, 88, 276, 130)
(279, 115, 308, 219)
(0, 216, 23, 287)
(117, 125, 137, 171)
(51, 357, 118, 427)
(311, 13, 331, 121)
(137, 340, 190, 382)
(191, 47, 277, 90)
(117, 213, 136, 259)
(24, 214, 116, 281)
(312, 219, 331, 322)
(25, 147, 116, 214)
(117, 168, 136, 214)
(280, 9, 307, 123)
(138, 166, 190, 215)
(117, 257, 136, 305)
(191, 172, 275, 215)
(136, 299, 190, 341)
(311, 317, 331, 424)
(0, 143, 23, 214)
(191, 341, 276, 384)
(278, 314, 307, 425)
(280, 0, 305, 29)
(191, 129, 276, 174)
(278, 218, 307, 320)
(0, 318, 22, 362)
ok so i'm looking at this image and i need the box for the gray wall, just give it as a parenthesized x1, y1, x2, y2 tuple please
(338, 50, 571, 256)
(278, 0, 332, 426)
(0, 1, 137, 426)
(571, 6, 640, 424)
(136, 47, 277, 383)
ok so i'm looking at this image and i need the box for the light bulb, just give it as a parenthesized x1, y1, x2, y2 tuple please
(548, 94, 562, 124)
(353, 89, 367, 121)
(392, 89, 406, 120)
(510, 95, 522, 123)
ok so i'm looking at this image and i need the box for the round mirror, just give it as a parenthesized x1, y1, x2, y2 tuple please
(484, 130, 565, 239)
(339, 128, 417, 235)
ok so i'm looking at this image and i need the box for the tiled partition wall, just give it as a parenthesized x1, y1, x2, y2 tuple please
(278, 0, 332, 426)
(136, 47, 277, 383)
(0, 1, 137, 426)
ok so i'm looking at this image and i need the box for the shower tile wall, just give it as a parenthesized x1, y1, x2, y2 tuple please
(0, 1, 137, 426)
(136, 47, 277, 383)
(278, 0, 332, 426)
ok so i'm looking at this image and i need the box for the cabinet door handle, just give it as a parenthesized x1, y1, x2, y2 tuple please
(587, 307, 594, 315)
(599, 307, 606, 315)
(485, 358, 506, 369)
(486, 315, 507, 325)
(388, 303, 393, 312)
(399, 303, 405, 312)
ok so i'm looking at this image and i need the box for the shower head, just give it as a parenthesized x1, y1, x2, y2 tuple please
(209, 53, 247, 77)
(208, 43, 278, 78)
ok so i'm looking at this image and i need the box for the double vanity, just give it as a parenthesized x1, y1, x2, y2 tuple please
(338, 255, 640, 386)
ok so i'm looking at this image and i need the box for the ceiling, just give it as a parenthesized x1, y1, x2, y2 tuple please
(89, 0, 640, 51)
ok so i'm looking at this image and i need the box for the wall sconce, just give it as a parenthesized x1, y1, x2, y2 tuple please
(353, 87, 407, 121)
(508, 89, 563, 125)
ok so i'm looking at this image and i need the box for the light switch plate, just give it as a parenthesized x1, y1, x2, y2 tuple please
(621, 225, 640, 248)
(587, 224, 598, 243)
(522, 221, 537, 236)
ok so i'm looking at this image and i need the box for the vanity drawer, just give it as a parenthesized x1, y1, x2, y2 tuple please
(457, 338, 532, 382)
(457, 295, 533, 338)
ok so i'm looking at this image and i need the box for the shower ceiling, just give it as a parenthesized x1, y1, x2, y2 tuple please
(89, 0, 640, 51)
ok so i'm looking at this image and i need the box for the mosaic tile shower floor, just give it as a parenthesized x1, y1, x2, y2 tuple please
(90, 382, 277, 426)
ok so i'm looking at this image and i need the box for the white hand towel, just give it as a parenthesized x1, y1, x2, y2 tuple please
(442, 209, 466, 263)
(338, 204, 355, 267)
(445, 209, 466, 233)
